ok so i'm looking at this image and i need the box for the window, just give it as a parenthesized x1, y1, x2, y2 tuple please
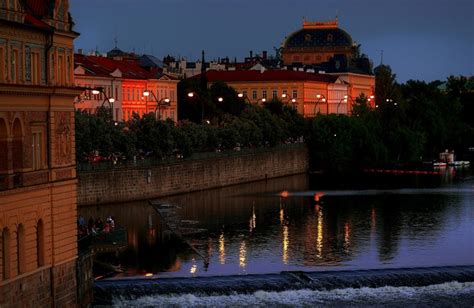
(17, 224, 25, 274)
(58, 55, 64, 85)
(115, 87, 118, 101)
(0, 47, 4, 82)
(262, 90, 267, 99)
(12, 49, 19, 83)
(292, 90, 298, 98)
(37, 220, 44, 267)
(243, 90, 247, 98)
(282, 90, 287, 96)
(272, 90, 277, 99)
(2, 228, 10, 280)
(32, 52, 40, 84)
(32, 130, 44, 170)
(252, 90, 257, 100)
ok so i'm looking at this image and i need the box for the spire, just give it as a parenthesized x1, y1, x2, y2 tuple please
(200, 50, 207, 91)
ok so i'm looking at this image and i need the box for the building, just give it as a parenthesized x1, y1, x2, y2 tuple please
(0, 0, 87, 306)
(203, 70, 352, 116)
(281, 19, 356, 67)
(74, 54, 179, 122)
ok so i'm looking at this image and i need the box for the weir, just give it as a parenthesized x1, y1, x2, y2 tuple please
(94, 265, 474, 304)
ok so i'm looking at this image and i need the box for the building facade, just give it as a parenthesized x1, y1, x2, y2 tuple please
(282, 20, 355, 66)
(204, 70, 354, 117)
(0, 0, 83, 306)
(74, 54, 179, 122)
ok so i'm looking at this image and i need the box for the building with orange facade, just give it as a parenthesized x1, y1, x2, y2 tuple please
(0, 0, 88, 306)
(74, 54, 179, 122)
(203, 70, 374, 116)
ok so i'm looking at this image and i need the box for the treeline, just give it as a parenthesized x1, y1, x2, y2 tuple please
(75, 69, 474, 173)
(75, 81, 304, 162)
(307, 68, 474, 172)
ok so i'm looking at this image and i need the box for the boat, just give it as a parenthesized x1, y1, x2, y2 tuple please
(433, 162, 447, 168)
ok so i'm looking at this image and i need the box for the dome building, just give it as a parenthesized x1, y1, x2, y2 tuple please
(282, 19, 356, 66)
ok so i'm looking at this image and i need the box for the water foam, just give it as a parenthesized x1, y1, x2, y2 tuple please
(112, 281, 474, 306)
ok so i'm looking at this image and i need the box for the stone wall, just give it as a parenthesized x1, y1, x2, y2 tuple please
(78, 146, 308, 206)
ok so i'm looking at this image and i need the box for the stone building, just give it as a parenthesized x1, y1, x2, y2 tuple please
(74, 53, 179, 122)
(0, 0, 85, 306)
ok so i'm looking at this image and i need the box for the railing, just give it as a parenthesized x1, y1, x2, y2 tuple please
(77, 143, 306, 172)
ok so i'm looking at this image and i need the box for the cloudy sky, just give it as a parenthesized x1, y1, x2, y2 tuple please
(70, 0, 473, 82)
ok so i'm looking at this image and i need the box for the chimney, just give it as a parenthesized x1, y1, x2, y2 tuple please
(262, 50, 267, 60)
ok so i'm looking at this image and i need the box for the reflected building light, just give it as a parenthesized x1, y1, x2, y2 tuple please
(316, 210, 323, 259)
(145, 273, 153, 277)
(239, 240, 247, 269)
(207, 237, 213, 261)
(282, 225, 289, 264)
(249, 206, 257, 232)
(280, 208, 285, 225)
(190, 258, 197, 274)
(219, 232, 226, 265)
(344, 222, 351, 252)
(370, 207, 377, 240)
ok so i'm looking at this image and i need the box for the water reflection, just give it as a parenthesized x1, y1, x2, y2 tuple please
(79, 170, 474, 278)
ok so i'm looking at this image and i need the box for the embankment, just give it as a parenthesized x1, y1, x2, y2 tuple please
(77, 145, 308, 206)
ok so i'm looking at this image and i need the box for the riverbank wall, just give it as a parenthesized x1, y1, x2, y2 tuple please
(77, 145, 308, 206)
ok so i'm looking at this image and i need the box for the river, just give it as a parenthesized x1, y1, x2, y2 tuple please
(80, 167, 474, 305)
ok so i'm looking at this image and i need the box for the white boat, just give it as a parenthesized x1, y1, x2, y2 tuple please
(433, 162, 447, 168)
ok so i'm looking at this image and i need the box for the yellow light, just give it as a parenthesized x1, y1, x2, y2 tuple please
(238, 93, 244, 98)
(280, 190, 289, 198)
(239, 241, 247, 269)
(92, 89, 100, 95)
(187, 92, 194, 98)
(344, 95, 348, 99)
(370, 95, 375, 99)
(282, 225, 289, 264)
(164, 98, 170, 103)
(316, 210, 323, 258)
(316, 94, 321, 99)
(145, 273, 153, 277)
(322, 98, 326, 102)
(282, 93, 287, 98)
(219, 232, 225, 264)
(291, 98, 296, 103)
(218, 97, 223, 102)
(143, 90, 150, 97)
(261, 98, 266, 102)
(109, 98, 115, 103)
(344, 99, 347, 103)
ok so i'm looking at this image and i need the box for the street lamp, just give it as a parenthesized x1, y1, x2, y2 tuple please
(80, 86, 116, 120)
(314, 94, 327, 116)
(237, 93, 252, 104)
(217, 97, 224, 102)
(281, 93, 297, 110)
(143, 90, 170, 120)
(337, 95, 349, 114)
(187, 91, 204, 123)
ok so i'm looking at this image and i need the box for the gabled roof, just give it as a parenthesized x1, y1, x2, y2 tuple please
(75, 54, 155, 80)
(139, 54, 163, 68)
(200, 70, 339, 83)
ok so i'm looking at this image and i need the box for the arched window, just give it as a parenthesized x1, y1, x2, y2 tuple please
(0, 118, 8, 172)
(12, 118, 23, 171)
(37, 219, 44, 267)
(17, 224, 25, 274)
(2, 228, 10, 280)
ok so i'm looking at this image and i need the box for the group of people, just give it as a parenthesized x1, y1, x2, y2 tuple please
(78, 215, 116, 236)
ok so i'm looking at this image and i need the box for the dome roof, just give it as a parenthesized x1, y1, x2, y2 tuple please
(284, 21, 353, 49)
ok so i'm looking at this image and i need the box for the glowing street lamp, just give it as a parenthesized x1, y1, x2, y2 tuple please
(217, 97, 224, 102)
(314, 94, 327, 116)
(142, 89, 170, 120)
(337, 95, 348, 114)
(187, 91, 205, 123)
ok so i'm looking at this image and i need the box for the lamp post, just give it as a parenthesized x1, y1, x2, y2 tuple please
(83, 87, 116, 121)
(237, 92, 251, 104)
(143, 90, 170, 120)
(314, 94, 327, 116)
(281, 93, 297, 110)
(337, 95, 349, 115)
(187, 91, 205, 123)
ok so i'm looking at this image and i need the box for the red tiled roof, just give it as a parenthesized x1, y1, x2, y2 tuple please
(75, 54, 158, 80)
(24, 14, 51, 30)
(201, 70, 339, 83)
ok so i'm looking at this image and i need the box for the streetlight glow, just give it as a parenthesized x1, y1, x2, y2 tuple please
(108, 98, 115, 103)
(291, 98, 296, 103)
(143, 90, 150, 97)
(316, 94, 321, 99)
(322, 98, 326, 102)
(218, 97, 223, 102)
(164, 98, 170, 103)
(238, 93, 243, 98)
(92, 89, 100, 95)
(262, 98, 266, 103)
(282, 93, 287, 98)
(187, 92, 194, 98)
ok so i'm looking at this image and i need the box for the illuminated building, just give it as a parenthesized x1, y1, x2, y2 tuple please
(0, 0, 86, 305)
(74, 54, 179, 122)
(203, 70, 352, 116)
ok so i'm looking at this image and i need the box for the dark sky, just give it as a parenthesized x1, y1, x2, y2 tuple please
(70, 0, 473, 83)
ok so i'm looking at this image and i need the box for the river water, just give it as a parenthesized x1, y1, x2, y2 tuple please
(80, 168, 474, 305)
